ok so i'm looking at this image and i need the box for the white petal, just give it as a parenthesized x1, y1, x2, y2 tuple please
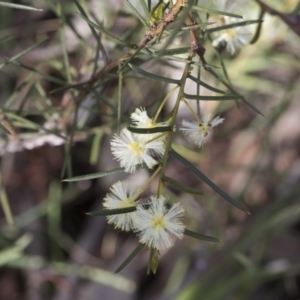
(211, 116, 224, 127)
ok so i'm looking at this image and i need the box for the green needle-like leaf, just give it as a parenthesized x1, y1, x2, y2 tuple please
(184, 93, 241, 100)
(0, 38, 48, 70)
(12, 61, 67, 86)
(74, 0, 108, 64)
(0, 2, 42, 11)
(154, 47, 190, 56)
(188, 74, 225, 94)
(0, 34, 12, 43)
(184, 229, 220, 242)
(138, 0, 150, 18)
(50, 80, 93, 94)
(87, 206, 137, 216)
(79, 13, 130, 46)
(207, 69, 264, 116)
(115, 244, 145, 273)
(172, 149, 249, 214)
(5, 113, 40, 130)
(125, 0, 149, 27)
(127, 126, 172, 134)
(128, 63, 180, 84)
(206, 20, 262, 34)
(192, 5, 243, 19)
(63, 167, 128, 182)
(162, 176, 203, 195)
(251, 11, 265, 44)
(181, 23, 214, 31)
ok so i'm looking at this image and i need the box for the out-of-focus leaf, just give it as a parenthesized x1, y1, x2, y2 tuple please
(125, 0, 149, 27)
(206, 20, 262, 34)
(207, 69, 264, 116)
(192, 5, 243, 18)
(79, 13, 130, 46)
(0, 38, 48, 70)
(0, 234, 32, 267)
(138, 0, 150, 18)
(62, 167, 131, 182)
(181, 23, 214, 30)
(154, 47, 190, 56)
(115, 244, 145, 273)
(13, 61, 67, 86)
(0, 173, 14, 225)
(0, 2, 42, 11)
(184, 229, 220, 242)
(5, 113, 40, 130)
(255, 0, 300, 36)
(74, 0, 108, 64)
(250, 10, 265, 44)
(184, 93, 240, 100)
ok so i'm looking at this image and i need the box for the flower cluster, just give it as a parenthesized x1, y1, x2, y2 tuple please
(85, 0, 252, 276)
(106, 108, 186, 251)
(105, 107, 224, 253)
(104, 181, 185, 251)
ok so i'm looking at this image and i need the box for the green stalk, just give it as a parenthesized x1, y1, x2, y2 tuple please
(157, 53, 194, 196)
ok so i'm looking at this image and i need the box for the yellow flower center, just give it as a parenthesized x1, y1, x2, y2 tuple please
(146, 120, 155, 128)
(120, 198, 135, 208)
(128, 141, 143, 156)
(151, 215, 166, 229)
(225, 29, 236, 40)
(199, 123, 210, 137)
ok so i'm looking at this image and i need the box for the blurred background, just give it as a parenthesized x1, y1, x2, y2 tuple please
(0, 0, 300, 299)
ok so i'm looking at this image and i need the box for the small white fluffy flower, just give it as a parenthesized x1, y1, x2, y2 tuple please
(212, 16, 252, 55)
(180, 114, 224, 148)
(130, 107, 169, 143)
(133, 196, 185, 250)
(111, 128, 165, 173)
(103, 181, 138, 231)
(131, 108, 154, 128)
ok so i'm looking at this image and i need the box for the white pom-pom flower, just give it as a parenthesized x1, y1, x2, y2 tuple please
(212, 16, 252, 55)
(111, 128, 165, 173)
(103, 181, 139, 231)
(133, 196, 185, 250)
(180, 114, 224, 148)
(130, 107, 169, 143)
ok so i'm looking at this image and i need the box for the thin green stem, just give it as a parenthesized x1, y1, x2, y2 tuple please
(157, 53, 194, 196)
(145, 132, 169, 145)
(153, 85, 179, 122)
(118, 63, 123, 133)
(182, 98, 201, 122)
(132, 165, 162, 202)
(0, 173, 14, 226)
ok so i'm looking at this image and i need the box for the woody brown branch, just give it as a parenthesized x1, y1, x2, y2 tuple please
(62, 1, 204, 126)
